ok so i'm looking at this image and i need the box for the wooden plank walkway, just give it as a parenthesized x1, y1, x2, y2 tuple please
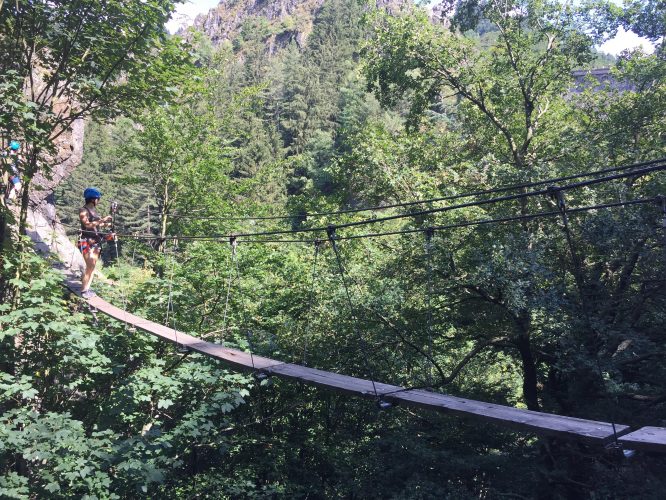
(63, 274, 666, 451)
(619, 427, 666, 452)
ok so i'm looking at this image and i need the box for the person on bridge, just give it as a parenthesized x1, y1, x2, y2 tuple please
(78, 187, 113, 298)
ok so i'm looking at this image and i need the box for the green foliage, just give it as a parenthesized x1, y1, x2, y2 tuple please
(11, 0, 666, 497)
(0, 0, 197, 261)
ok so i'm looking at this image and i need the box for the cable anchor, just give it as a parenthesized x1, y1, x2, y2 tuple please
(253, 371, 270, 381)
(377, 398, 393, 410)
(326, 225, 337, 242)
(424, 227, 435, 242)
(547, 185, 566, 212)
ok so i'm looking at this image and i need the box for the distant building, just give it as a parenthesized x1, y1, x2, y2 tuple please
(570, 68, 634, 93)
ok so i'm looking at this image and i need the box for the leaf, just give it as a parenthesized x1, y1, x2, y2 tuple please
(45, 482, 60, 493)
(21, 388, 38, 400)
(157, 399, 173, 409)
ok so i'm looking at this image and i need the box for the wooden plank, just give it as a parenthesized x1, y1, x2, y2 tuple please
(87, 295, 283, 371)
(388, 389, 628, 443)
(619, 427, 666, 452)
(62, 278, 653, 447)
(64, 275, 283, 371)
(265, 363, 628, 443)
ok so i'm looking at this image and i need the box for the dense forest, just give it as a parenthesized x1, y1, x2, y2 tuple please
(1, 0, 665, 498)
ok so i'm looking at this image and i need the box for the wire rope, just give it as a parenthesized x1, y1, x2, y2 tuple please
(327, 226, 380, 398)
(230, 239, 258, 373)
(165, 157, 666, 221)
(550, 190, 621, 447)
(51, 163, 664, 245)
(424, 228, 435, 386)
(302, 240, 322, 367)
(108, 163, 666, 242)
(230, 197, 657, 244)
(86, 197, 659, 247)
(218, 238, 236, 345)
(164, 240, 186, 352)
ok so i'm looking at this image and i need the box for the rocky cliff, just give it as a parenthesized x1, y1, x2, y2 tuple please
(22, 69, 86, 272)
(187, 0, 412, 51)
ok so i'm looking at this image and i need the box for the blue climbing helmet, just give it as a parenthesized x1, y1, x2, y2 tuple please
(9, 141, 20, 151)
(83, 187, 102, 200)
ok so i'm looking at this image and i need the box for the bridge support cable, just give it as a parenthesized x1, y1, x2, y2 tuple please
(424, 227, 435, 387)
(63, 270, 655, 448)
(548, 187, 623, 449)
(302, 239, 322, 367)
(99, 164, 666, 244)
(164, 158, 666, 223)
(165, 239, 188, 353)
(326, 225, 386, 405)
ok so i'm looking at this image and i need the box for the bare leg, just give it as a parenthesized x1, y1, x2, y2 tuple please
(81, 250, 100, 292)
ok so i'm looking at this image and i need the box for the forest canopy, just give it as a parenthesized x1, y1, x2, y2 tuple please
(1, 0, 665, 498)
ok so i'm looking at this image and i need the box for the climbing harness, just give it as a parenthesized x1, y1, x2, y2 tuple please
(78, 207, 104, 257)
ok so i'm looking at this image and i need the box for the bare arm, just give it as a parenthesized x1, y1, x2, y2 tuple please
(79, 209, 112, 230)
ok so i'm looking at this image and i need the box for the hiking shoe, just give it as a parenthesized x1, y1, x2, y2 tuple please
(81, 290, 96, 299)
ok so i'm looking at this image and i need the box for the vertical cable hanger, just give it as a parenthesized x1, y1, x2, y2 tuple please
(424, 227, 435, 387)
(231, 237, 271, 431)
(326, 225, 386, 407)
(165, 238, 188, 354)
(658, 195, 666, 259)
(302, 239, 322, 367)
(109, 200, 130, 333)
(217, 236, 236, 345)
(229, 236, 258, 375)
(547, 186, 621, 450)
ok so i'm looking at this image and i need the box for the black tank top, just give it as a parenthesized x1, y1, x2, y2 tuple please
(80, 207, 102, 241)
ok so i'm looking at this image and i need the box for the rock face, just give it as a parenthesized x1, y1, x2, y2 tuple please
(22, 67, 86, 272)
(27, 115, 86, 275)
(31, 118, 85, 207)
(188, 0, 325, 48)
(187, 0, 411, 50)
(26, 205, 85, 274)
(430, 1, 452, 26)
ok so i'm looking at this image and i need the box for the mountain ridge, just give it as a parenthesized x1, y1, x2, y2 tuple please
(184, 0, 418, 51)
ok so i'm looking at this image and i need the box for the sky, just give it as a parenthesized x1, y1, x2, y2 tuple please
(166, 0, 221, 34)
(166, 0, 655, 56)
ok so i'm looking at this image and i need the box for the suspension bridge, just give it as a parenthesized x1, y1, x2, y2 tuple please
(59, 272, 666, 453)
(26, 157, 666, 454)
